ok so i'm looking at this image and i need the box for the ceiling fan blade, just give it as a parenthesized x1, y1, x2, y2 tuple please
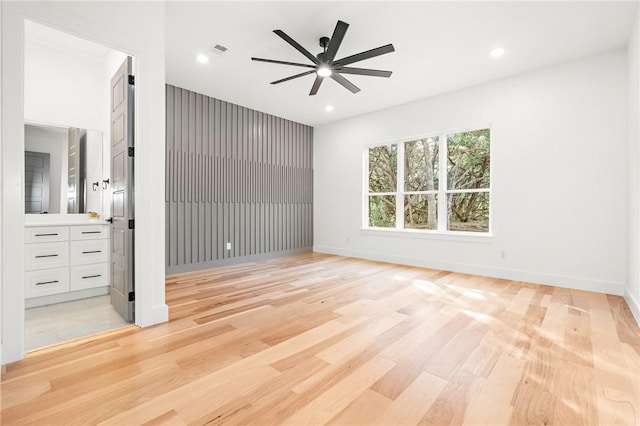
(273, 30, 320, 65)
(334, 44, 395, 66)
(271, 70, 316, 85)
(336, 67, 392, 78)
(252, 57, 316, 69)
(324, 20, 349, 64)
(331, 73, 360, 94)
(309, 75, 324, 96)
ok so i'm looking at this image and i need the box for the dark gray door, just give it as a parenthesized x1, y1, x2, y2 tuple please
(110, 56, 135, 322)
(25, 151, 50, 213)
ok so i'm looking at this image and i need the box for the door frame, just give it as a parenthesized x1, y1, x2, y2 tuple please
(1, 3, 168, 365)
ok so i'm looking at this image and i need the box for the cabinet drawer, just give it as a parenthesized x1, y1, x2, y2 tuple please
(25, 226, 69, 243)
(25, 267, 70, 298)
(70, 263, 109, 291)
(70, 239, 109, 265)
(70, 225, 109, 241)
(25, 242, 69, 271)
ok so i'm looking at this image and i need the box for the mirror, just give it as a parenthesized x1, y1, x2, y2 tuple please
(25, 123, 104, 214)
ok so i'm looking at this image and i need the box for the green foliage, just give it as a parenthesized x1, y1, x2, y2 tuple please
(367, 129, 490, 232)
(448, 192, 489, 232)
(447, 129, 490, 190)
(404, 138, 439, 192)
(446, 129, 491, 232)
(369, 195, 395, 227)
(404, 194, 437, 230)
(369, 145, 397, 193)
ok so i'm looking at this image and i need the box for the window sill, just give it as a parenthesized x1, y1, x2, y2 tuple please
(361, 227, 494, 243)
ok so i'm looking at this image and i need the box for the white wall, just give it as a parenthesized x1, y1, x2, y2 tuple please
(24, 38, 105, 131)
(626, 9, 640, 323)
(314, 50, 627, 296)
(1, 1, 167, 364)
(24, 124, 67, 213)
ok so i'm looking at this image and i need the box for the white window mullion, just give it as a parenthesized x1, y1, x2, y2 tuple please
(438, 133, 448, 231)
(363, 148, 370, 228)
(396, 142, 405, 230)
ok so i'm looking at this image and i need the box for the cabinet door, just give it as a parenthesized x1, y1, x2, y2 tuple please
(25, 226, 69, 243)
(70, 225, 109, 241)
(70, 239, 109, 265)
(25, 267, 70, 298)
(25, 241, 69, 271)
(70, 263, 109, 291)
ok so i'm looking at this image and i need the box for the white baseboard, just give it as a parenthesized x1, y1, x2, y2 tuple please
(136, 303, 169, 328)
(151, 304, 169, 325)
(313, 245, 623, 296)
(624, 287, 640, 327)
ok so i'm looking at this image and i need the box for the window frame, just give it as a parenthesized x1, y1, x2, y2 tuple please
(363, 126, 493, 238)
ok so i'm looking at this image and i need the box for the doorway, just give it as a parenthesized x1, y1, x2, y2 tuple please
(23, 20, 134, 351)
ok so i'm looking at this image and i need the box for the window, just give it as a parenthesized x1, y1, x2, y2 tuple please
(365, 128, 490, 234)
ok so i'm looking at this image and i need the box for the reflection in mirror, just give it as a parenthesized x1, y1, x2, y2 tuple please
(24, 123, 103, 214)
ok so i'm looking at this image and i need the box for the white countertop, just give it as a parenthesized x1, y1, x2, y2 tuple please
(25, 214, 109, 227)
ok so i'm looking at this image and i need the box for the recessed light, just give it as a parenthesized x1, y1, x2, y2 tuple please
(325, 105, 334, 112)
(196, 54, 209, 63)
(490, 47, 505, 58)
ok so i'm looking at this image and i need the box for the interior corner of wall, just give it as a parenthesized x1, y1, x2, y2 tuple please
(624, 286, 640, 327)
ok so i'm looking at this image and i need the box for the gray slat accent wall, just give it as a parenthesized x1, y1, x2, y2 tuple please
(165, 85, 313, 274)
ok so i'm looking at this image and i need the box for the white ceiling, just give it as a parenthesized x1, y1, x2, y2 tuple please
(165, 1, 637, 126)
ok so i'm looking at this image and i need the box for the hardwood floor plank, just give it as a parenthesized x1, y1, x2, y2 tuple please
(462, 393, 514, 426)
(327, 389, 393, 425)
(418, 369, 484, 426)
(1, 253, 638, 425)
(280, 356, 395, 425)
(377, 371, 448, 426)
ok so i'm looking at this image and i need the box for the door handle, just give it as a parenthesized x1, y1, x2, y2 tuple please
(105, 217, 113, 223)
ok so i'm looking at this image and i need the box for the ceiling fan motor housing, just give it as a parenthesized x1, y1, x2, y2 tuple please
(319, 36, 331, 49)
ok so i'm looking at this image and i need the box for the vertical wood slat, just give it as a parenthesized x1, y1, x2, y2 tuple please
(165, 85, 313, 272)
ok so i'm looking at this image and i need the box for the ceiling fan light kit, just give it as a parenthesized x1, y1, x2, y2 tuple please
(252, 20, 395, 96)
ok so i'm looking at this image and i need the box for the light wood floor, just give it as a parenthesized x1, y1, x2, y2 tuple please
(2, 253, 639, 425)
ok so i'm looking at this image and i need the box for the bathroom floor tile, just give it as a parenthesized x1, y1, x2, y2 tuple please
(25, 295, 130, 351)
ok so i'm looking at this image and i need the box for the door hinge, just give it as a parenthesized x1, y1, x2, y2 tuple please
(128, 219, 135, 230)
(128, 75, 135, 85)
(128, 147, 134, 157)
(128, 291, 135, 302)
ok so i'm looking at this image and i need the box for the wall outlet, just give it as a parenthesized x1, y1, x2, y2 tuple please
(226, 242, 231, 250)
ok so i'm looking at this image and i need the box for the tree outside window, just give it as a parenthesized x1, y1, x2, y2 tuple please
(365, 128, 490, 233)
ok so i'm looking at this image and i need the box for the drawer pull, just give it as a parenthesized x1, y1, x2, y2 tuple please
(81, 274, 102, 279)
(82, 250, 102, 254)
(81, 231, 101, 234)
(36, 280, 59, 286)
(35, 254, 59, 258)
(35, 233, 58, 237)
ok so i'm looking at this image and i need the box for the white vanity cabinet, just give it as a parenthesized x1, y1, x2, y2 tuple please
(24, 223, 110, 305)
(70, 225, 109, 291)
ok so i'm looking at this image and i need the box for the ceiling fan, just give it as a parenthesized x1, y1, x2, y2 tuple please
(252, 20, 395, 96)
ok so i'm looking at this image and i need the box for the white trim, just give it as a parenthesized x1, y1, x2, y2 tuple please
(313, 245, 623, 296)
(148, 304, 169, 327)
(624, 287, 640, 327)
(396, 141, 404, 229)
(361, 227, 493, 243)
